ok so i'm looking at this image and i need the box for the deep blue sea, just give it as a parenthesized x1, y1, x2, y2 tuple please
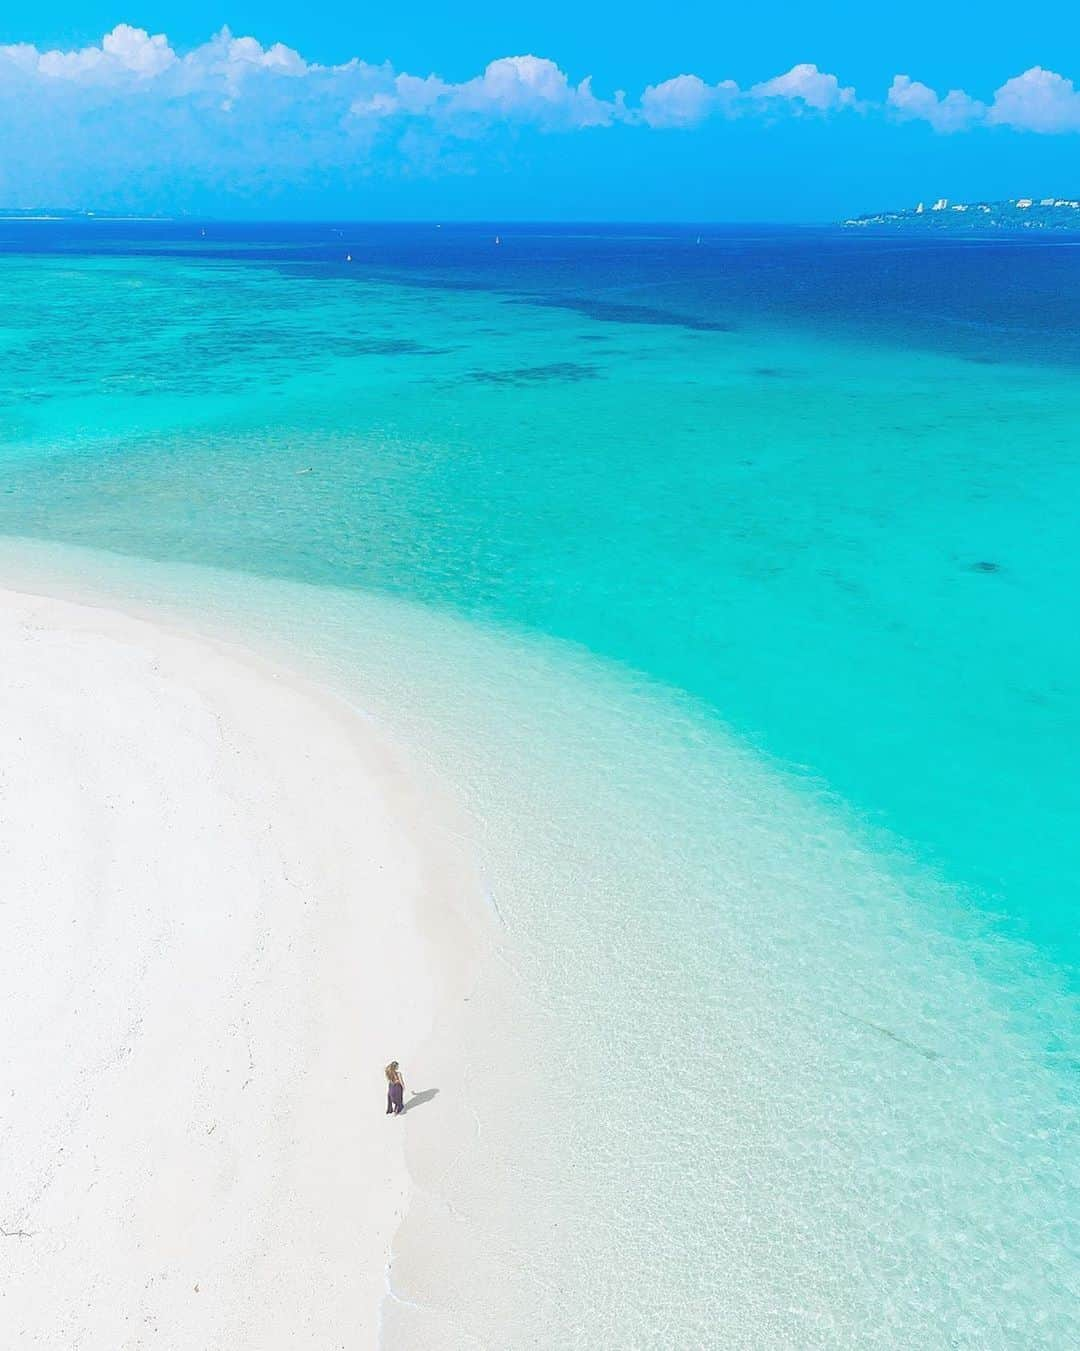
(1, 221, 1076, 1346)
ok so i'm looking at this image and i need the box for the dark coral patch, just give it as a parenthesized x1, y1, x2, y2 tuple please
(569, 299, 733, 331)
(469, 362, 600, 385)
(512, 295, 734, 332)
(344, 338, 450, 356)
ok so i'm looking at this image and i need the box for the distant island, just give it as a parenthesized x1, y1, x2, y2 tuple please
(843, 197, 1080, 232)
(0, 208, 169, 221)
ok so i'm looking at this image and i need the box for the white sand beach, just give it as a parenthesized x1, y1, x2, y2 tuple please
(0, 585, 482, 1348)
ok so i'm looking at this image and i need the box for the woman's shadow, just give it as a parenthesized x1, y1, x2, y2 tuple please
(403, 1088, 439, 1113)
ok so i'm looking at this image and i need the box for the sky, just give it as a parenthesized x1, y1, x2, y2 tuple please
(1, 4, 1079, 220)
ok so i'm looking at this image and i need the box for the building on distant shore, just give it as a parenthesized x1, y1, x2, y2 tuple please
(842, 195, 1080, 231)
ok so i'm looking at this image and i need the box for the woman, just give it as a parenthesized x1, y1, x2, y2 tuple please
(385, 1061, 406, 1116)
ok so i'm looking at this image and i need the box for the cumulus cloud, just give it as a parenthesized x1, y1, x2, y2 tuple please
(442, 56, 622, 128)
(100, 23, 177, 77)
(0, 26, 867, 208)
(639, 74, 738, 128)
(884, 65, 1080, 134)
(639, 64, 856, 127)
(8, 22, 176, 82)
(2, 26, 1080, 210)
(749, 64, 857, 112)
(887, 75, 985, 132)
(987, 66, 1080, 132)
(350, 56, 624, 130)
(0, 27, 857, 140)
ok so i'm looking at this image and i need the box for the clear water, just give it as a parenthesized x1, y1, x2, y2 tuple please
(0, 223, 1076, 1346)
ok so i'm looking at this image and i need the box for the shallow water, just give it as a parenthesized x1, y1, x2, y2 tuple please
(0, 223, 1076, 1345)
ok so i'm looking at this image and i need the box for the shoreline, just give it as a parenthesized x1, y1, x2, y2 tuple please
(0, 537, 1076, 1347)
(0, 581, 490, 1347)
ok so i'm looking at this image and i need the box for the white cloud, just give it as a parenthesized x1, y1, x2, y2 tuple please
(350, 91, 402, 120)
(10, 23, 176, 82)
(103, 23, 177, 77)
(4, 27, 1080, 143)
(0, 28, 855, 136)
(640, 74, 738, 128)
(885, 66, 1080, 135)
(887, 75, 985, 132)
(172, 27, 311, 98)
(443, 56, 622, 128)
(350, 56, 623, 130)
(749, 64, 857, 112)
(391, 73, 448, 116)
(987, 66, 1080, 132)
(638, 64, 857, 128)
(3, 25, 1080, 211)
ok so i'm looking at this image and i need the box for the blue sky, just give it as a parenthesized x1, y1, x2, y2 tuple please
(1, 5, 1079, 219)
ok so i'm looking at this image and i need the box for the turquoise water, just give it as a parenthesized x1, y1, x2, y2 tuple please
(1, 224, 1076, 1345)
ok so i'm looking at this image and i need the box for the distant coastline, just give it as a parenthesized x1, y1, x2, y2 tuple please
(843, 196, 1080, 232)
(0, 208, 171, 221)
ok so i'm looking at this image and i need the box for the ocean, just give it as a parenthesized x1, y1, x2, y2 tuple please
(0, 221, 1076, 1346)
